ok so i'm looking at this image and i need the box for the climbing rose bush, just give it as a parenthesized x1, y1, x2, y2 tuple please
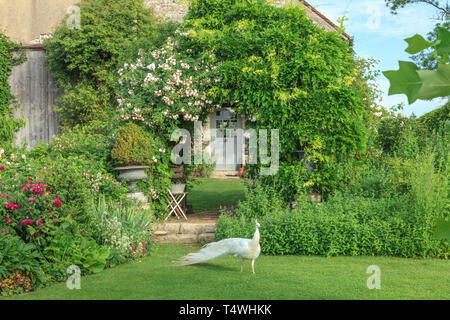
(116, 35, 220, 132)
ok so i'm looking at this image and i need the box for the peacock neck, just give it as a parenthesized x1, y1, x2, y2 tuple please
(251, 227, 260, 246)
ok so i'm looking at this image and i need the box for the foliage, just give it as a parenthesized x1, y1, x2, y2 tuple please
(184, 0, 368, 155)
(0, 234, 44, 296)
(217, 152, 448, 258)
(0, 33, 26, 146)
(112, 122, 154, 166)
(31, 127, 117, 171)
(179, 0, 373, 195)
(45, 0, 169, 130)
(412, 21, 450, 70)
(185, 162, 216, 178)
(417, 100, 449, 134)
(383, 27, 450, 103)
(93, 196, 154, 267)
(41, 223, 110, 281)
(249, 164, 309, 205)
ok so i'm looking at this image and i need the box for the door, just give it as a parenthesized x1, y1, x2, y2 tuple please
(211, 108, 243, 171)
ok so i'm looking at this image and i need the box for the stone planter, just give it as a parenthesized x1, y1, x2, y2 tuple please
(114, 165, 149, 192)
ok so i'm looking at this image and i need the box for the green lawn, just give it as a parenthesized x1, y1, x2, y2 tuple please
(4, 244, 449, 300)
(187, 178, 246, 212)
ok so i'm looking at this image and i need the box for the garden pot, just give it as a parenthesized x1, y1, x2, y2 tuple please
(171, 183, 186, 194)
(114, 165, 149, 192)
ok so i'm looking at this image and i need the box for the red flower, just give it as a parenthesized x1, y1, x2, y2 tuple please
(33, 232, 39, 237)
(27, 177, 32, 181)
(29, 197, 35, 203)
(38, 219, 43, 225)
(0, 194, 8, 200)
(0, 166, 4, 171)
(21, 219, 33, 226)
(53, 198, 62, 208)
(5, 202, 19, 210)
(7, 218, 11, 223)
(21, 184, 30, 190)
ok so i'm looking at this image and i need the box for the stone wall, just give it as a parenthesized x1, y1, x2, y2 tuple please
(0, 0, 77, 45)
(0, 0, 341, 45)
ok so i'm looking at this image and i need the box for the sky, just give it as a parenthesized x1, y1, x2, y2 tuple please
(307, 0, 448, 117)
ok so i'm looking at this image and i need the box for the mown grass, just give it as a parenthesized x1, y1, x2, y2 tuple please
(3, 244, 449, 300)
(187, 178, 246, 212)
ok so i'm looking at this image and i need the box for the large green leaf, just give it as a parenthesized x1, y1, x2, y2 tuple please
(415, 63, 450, 100)
(405, 34, 434, 54)
(435, 27, 450, 59)
(382, 61, 423, 104)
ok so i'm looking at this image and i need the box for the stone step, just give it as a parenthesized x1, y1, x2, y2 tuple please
(153, 222, 217, 244)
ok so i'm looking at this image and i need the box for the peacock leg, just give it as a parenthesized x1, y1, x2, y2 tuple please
(251, 259, 255, 274)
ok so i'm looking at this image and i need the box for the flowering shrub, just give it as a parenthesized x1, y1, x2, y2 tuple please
(117, 35, 219, 132)
(0, 150, 64, 242)
(0, 177, 63, 242)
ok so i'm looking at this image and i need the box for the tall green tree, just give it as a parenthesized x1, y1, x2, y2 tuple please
(385, 0, 449, 17)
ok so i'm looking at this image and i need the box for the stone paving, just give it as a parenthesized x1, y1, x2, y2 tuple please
(154, 211, 219, 244)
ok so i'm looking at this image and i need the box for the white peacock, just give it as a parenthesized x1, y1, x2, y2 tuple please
(175, 219, 261, 274)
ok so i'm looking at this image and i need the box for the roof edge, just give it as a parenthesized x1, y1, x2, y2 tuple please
(302, 0, 352, 41)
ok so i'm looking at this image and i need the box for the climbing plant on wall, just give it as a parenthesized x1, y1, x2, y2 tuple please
(0, 33, 26, 147)
(176, 0, 374, 195)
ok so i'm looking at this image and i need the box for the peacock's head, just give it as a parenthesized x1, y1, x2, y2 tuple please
(255, 219, 260, 228)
